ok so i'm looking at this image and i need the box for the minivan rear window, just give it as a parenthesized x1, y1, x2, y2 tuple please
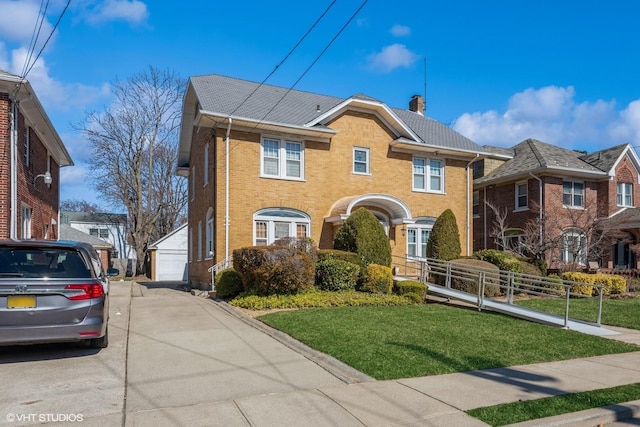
(0, 248, 91, 279)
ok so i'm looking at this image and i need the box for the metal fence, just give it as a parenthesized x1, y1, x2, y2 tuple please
(392, 255, 604, 327)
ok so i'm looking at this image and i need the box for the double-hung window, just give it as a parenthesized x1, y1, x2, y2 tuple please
(353, 147, 370, 174)
(407, 217, 436, 259)
(262, 137, 303, 179)
(413, 157, 444, 193)
(617, 182, 633, 207)
(562, 180, 584, 208)
(203, 144, 209, 185)
(515, 182, 528, 210)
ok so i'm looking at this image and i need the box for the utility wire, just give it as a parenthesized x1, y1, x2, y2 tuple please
(20, 0, 50, 80)
(21, 0, 71, 82)
(227, 0, 338, 119)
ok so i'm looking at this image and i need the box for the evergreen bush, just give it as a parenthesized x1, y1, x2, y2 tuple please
(474, 249, 522, 273)
(426, 209, 461, 261)
(448, 259, 501, 297)
(214, 268, 244, 299)
(333, 208, 392, 267)
(360, 263, 393, 294)
(393, 280, 428, 303)
(315, 258, 360, 291)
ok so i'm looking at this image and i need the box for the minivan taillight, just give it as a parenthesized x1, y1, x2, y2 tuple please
(65, 284, 105, 300)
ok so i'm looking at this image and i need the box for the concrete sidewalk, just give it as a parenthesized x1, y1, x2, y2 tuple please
(123, 283, 640, 426)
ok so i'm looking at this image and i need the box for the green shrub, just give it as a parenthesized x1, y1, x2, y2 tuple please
(232, 246, 314, 295)
(519, 260, 542, 277)
(526, 257, 547, 276)
(272, 237, 318, 262)
(540, 274, 567, 296)
(333, 208, 392, 267)
(448, 259, 501, 297)
(426, 209, 461, 261)
(214, 268, 244, 299)
(393, 280, 427, 303)
(315, 258, 360, 291)
(317, 249, 364, 267)
(360, 263, 394, 294)
(562, 272, 627, 296)
(474, 249, 522, 273)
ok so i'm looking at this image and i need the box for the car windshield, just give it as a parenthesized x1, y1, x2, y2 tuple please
(0, 248, 92, 279)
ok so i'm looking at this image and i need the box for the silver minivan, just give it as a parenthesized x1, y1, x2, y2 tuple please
(0, 240, 109, 348)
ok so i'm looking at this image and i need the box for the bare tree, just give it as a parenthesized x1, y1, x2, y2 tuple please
(74, 66, 187, 273)
(485, 200, 510, 251)
(60, 199, 102, 213)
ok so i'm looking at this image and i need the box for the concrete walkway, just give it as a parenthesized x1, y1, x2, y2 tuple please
(123, 282, 640, 426)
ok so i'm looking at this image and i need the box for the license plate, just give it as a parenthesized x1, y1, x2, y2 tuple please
(7, 295, 37, 309)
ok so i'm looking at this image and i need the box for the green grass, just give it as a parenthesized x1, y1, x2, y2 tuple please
(517, 296, 640, 330)
(467, 383, 640, 426)
(258, 304, 638, 380)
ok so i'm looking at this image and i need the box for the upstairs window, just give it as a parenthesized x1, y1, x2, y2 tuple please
(473, 191, 480, 217)
(204, 144, 209, 185)
(413, 157, 444, 193)
(262, 138, 304, 180)
(353, 147, 370, 174)
(515, 182, 528, 210)
(23, 127, 30, 166)
(562, 180, 584, 208)
(617, 182, 633, 207)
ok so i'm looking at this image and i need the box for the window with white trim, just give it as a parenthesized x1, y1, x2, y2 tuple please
(562, 180, 584, 208)
(561, 228, 587, 265)
(353, 147, 370, 174)
(206, 208, 214, 259)
(617, 182, 633, 207)
(204, 144, 209, 185)
(188, 227, 193, 263)
(473, 191, 480, 217)
(253, 208, 310, 246)
(191, 166, 195, 201)
(413, 157, 444, 192)
(515, 182, 528, 210)
(21, 205, 32, 239)
(407, 217, 436, 259)
(197, 221, 202, 261)
(261, 137, 304, 179)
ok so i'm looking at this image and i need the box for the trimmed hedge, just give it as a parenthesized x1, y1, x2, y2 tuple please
(360, 263, 394, 294)
(315, 257, 360, 291)
(214, 268, 244, 299)
(317, 249, 364, 267)
(232, 246, 314, 295)
(562, 272, 627, 296)
(474, 249, 522, 273)
(229, 290, 415, 310)
(333, 208, 392, 267)
(393, 280, 428, 303)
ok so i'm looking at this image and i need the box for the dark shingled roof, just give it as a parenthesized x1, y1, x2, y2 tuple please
(475, 139, 606, 185)
(189, 74, 484, 154)
(580, 143, 628, 172)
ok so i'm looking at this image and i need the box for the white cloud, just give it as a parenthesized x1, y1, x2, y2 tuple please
(452, 85, 640, 150)
(0, 0, 54, 44)
(390, 24, 411, 37)
(367, 43, 418, 73)
(83, 0, 149, 26)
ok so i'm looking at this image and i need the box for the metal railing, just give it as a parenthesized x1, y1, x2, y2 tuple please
(392, 255, 605, 328)
(208, 256, 233, 292)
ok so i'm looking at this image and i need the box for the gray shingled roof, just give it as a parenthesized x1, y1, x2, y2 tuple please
(580, 143, 628, 172)
(61, 211, 127, 225)
(189, 74, 484, 153)
(59, 224, 113, 249)
(475, 139, 606, 185)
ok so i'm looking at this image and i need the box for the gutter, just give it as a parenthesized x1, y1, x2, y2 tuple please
(465, 154, 480, 255)
(224, 118, 232, 261)
(9, 95, 17, 239)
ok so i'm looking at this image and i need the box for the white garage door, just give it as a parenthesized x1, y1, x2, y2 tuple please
(155, 250, 187, 281)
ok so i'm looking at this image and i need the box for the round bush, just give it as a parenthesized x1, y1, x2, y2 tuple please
(315, 258, 360, 291)
(449, 259, 501, 297)
(393, 280, 428, 303)
(360, 263, 393, 294)
(215, 268, 244, 299)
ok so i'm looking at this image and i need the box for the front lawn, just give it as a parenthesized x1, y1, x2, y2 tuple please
(258, 304, 638, 380)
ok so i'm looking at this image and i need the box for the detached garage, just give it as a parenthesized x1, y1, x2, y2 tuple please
(148, 223, 188, 281)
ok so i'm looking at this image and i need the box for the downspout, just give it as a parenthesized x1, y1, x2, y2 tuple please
(224, 118, 232, 261)
(529, 172, 543, 243)
(9, 95, 18, 240)
(465, 154, 479, 255)
(483, 187, 487, 249)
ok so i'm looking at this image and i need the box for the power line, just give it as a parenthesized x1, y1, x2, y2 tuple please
(20, 0, 50, 80)
(228, 0, 338, 118)
(21, 0, 71, 82)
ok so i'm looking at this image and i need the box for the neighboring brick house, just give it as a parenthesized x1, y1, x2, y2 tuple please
(473, 138, 640, 270)
(0, 70, 73, 240)
(177, 74, 486, 287)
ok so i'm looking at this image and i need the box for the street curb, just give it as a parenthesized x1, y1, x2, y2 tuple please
(504, 399, 640, 426)
(208, 298, 375, 385)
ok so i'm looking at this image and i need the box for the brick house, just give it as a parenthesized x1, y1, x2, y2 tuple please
(0, 70, 73, 240)
(473, 138, 640, 270)
(177, 74, 487, 288)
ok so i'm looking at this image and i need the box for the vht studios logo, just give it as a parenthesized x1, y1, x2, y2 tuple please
(6, 413, 84, 423)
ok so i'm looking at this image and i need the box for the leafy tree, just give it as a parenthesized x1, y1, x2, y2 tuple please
(333, 208, 392, 266)
(74, 66, 187, 273)
(426, 209, 461, 261)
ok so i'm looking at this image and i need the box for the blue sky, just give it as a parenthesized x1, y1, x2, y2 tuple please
(1, 0, 640, 207)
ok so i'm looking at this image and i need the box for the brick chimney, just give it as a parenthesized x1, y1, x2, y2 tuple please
(409, 94, 424, 115)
